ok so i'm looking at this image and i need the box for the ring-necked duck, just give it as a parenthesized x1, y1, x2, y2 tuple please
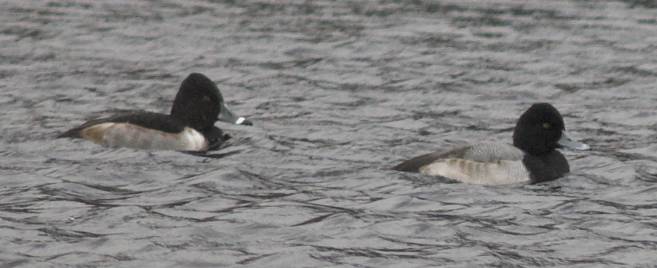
(58, 73, 251, 151)
(393, 103, 589, 185)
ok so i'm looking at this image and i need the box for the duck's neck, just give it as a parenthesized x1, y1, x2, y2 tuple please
(522, 150, 569, 183)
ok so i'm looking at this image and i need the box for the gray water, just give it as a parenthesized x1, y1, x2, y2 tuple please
(2, 0, 657, 267)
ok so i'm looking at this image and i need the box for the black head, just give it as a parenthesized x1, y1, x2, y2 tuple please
(512, 103, 565, 155)
(170, 73, 223, 130)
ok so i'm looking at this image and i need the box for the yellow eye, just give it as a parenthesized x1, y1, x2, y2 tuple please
(543, 123, 551, 129)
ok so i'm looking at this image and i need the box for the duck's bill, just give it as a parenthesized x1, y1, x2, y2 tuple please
(558, 132, 589, 150)
(218, 104, 252, 125)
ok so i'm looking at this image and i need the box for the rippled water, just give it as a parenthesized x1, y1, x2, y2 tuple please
(2, 0, 657, 267)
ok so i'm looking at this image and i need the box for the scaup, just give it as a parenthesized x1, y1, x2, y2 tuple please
(392, 103, 589, 185)
(58, 72, 251, 151)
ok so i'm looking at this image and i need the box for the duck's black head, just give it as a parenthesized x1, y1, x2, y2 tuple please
(171, 73, 252, 129)
(170, 73, 222, 131)
(513, 103, 568, 155)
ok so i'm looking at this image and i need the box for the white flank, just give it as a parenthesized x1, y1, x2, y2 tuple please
(419, 158, 530, 185)
(82, 123, 208, 151)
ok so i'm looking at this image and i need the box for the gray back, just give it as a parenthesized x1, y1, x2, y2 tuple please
(460, 142, 524, 162)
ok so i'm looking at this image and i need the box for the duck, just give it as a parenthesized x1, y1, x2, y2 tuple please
(57, 72, 251, 152)
(392, 103, 589, 185)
